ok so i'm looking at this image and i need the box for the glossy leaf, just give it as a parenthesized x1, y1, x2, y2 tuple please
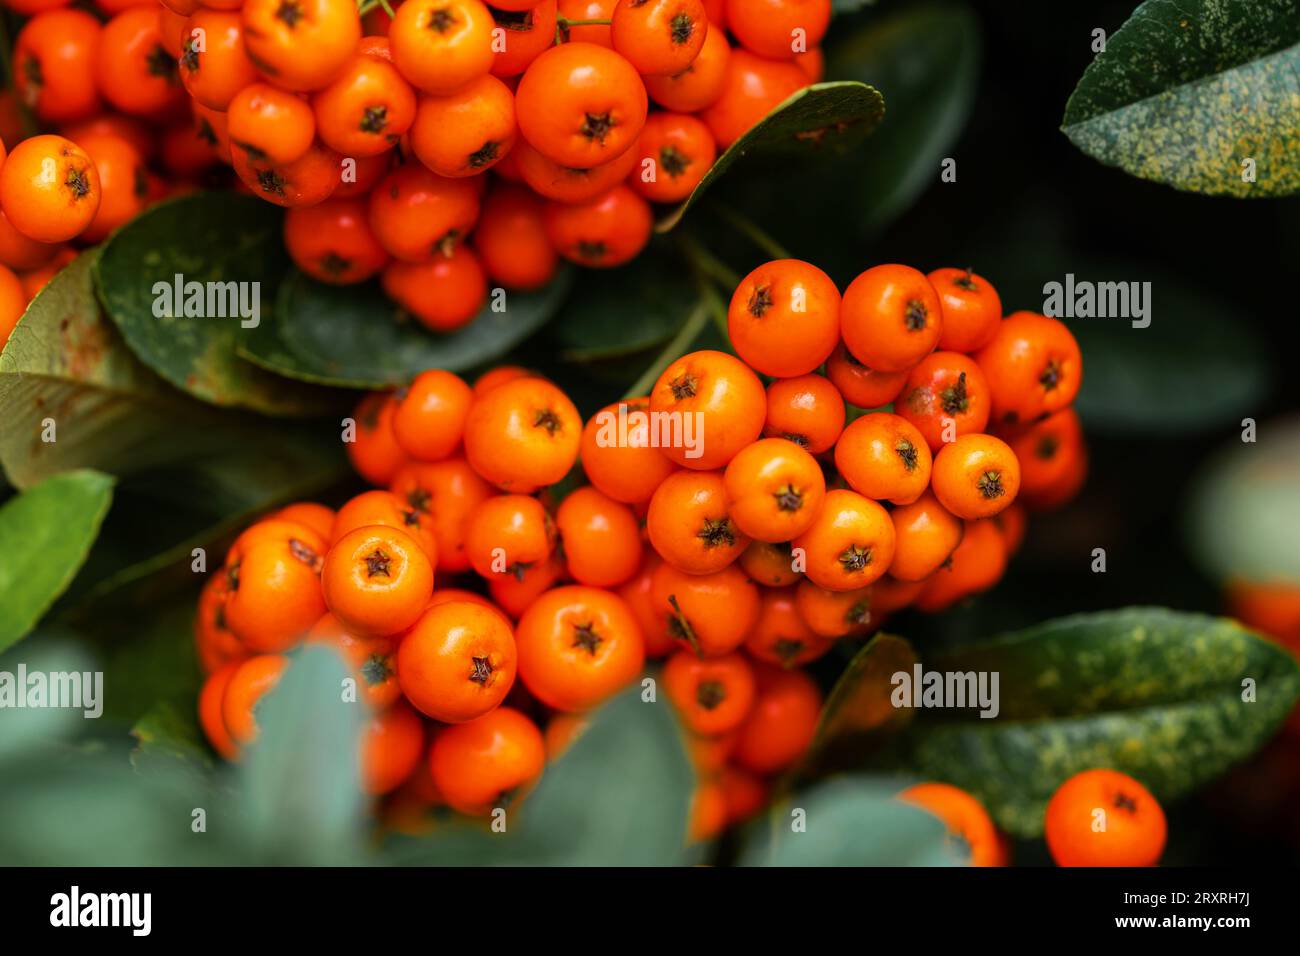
(243, 266, 575, 388)
(1062, 0, 1300, 196)
(826, 2, 981, 232)
(657, 80, 885, 232)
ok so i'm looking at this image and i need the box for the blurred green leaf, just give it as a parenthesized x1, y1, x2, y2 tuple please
(0, 469, 113, 652)
(826, 1, 980, 232)
(874, 608, 1300, 837)
(131, 698, 213, 773)
(512, 688, 694, 864)
(658, 81, 886, 232)
(242, 266, 575, 389)
(95, 193, 336, 415)
(739, 776, 965, 866)
(1062, 0, 1300, 197)
(1188, 416, 1300, 584)
(387, 687, 695, 865)
(238, 645, 367, 863)
(546, 244, 698, 362)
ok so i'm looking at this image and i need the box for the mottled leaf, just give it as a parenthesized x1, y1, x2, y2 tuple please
(875, 608, 1300, 836)
(1062, 0, 1300, 196)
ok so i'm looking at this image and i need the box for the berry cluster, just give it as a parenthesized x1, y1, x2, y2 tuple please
(193, 259, 1086, 840)
(0, 0, 831, 344)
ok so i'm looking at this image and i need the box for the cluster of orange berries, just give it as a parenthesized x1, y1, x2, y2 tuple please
(0, 0, 833, 346)
(192, 258, 1085, 841)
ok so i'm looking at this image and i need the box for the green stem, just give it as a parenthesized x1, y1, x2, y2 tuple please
(557, 16, 613, 26)
(711, 200, 792, 261)
(622, 301, 710, 400)
(677, 233, 741, 290)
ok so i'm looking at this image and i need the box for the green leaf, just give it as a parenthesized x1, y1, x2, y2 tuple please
(1062, 0, 1300, 197)
(130, 698, 213, 773)
(826, 1, 980, 232)
(238, 645, 367, 863)
(0, 469, 114, 652)
(242, 266, 575, 389)
(94, 193, 337, 415)
(0, 251, 213, 487)
(739, 776, 966, 866)
(1188, 419, 1300, 584)
(511, 688, 694, 864)
(545, 244, 698, 362)
(875, 608, 1300, 837)
(385, 687, 695, 865)
(799, 632, 917, 778)
(657, 80, 885, 232)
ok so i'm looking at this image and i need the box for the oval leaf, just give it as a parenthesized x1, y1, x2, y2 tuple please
(545, 244, 699, 362)
(0, 469, 114, 652)
(238, 645, 366, 864)
(827, 1, 980, 232)
(1062, 0, 1300, 196)
(244, 266, 575, 388)
(512, 688, 694, 864)
(656, 80, 885, 232)
(739, 777, 966, 866)
(95, 193, 336, 415)
(0, 251, 212, 487)
(875, 608, 1300, 837)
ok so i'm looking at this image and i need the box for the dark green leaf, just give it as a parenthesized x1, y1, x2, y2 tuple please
(826, 2, 980, 232)
(0, 470, 113, 652)
(94, 193, 337, 415)
(1062, 0, 1300, 196)
(238, 645, 366, 863)
(875, 608, 1300, 837)
(739, 776, 965, 866)
(1188, 419, 1300, 584)
(657, 80, 886, 232)
(545, 244, 698, 362)
(245, 266, 575, 389)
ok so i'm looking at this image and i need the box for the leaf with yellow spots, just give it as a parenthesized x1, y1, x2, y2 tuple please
(870, 608, 1300, 836)
(1062, 0, 1300, 197)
